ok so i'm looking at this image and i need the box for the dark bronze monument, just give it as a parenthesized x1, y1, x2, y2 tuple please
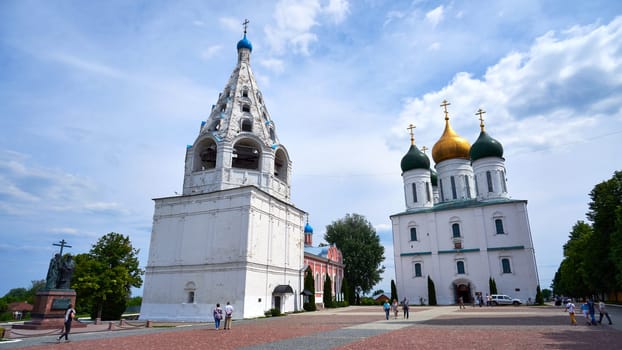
(14, 240, 85, 330)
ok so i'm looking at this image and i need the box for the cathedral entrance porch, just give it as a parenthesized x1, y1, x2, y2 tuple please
(453, 280, 472, 305)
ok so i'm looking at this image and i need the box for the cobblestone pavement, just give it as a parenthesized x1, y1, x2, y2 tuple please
(2, 305, 621, 349)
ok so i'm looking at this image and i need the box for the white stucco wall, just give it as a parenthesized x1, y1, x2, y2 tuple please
(141, 186, 304, 321)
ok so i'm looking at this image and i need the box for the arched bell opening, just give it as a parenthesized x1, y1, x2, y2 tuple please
(232, 138, 261, 170)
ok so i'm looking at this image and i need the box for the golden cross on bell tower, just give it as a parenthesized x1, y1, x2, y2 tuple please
(440, 100, 451, 120)
(243, 19, 249, 35)
(475, 108, 486, 131)
(407, 124, 416, 145)
(421, 145, 428, 154)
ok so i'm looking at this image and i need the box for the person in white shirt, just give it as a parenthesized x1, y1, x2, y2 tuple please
(598, 300, 613, 325)
(57, 304, 76, 342)
(565, 301, 577, 325)
(224, 301, 234, 330)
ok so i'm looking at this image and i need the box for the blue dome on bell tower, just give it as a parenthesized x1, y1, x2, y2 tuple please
(237, 34, 253, 52)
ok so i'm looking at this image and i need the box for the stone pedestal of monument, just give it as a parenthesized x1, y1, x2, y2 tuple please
(13, 289, 86, 330)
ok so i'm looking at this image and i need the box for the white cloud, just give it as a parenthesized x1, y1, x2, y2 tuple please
(324, 0, 350, 23)
(264, 0, 350, 55)
(200, 45, 223, 60)
(425, 5, 444, 27)
(219, 17, 241, 32)
(49, 52, 124, 79)
(258, 58, 285, 74)
(391, 16, 622, 155)
(50, 227, 79, 235)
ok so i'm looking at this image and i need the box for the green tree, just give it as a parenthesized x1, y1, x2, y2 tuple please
(390, 279, 398, 302)
(72, 232, 143, 320)
(535, 285, 544, 305)
(324, 214, 385, 304)
(341, 278, 352, 305)
(323, 275, 333, 308)
(555, 221, 592, 297)
(303, 266, 316, 311)
(427, 276, 437, 306)
(612, 205, 622, 292)
(587, 171, 622, 295)
(542, 288, 552, 301)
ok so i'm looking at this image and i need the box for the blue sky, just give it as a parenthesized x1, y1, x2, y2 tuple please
(1, 0, 621, 297)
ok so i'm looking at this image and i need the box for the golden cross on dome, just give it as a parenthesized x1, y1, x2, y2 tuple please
(407, 124, 416, 145)
(440, 100, 451, 120)
(421, 146, 428, 154)
(475, 108, 486, 131)
(243, 19, 249, 34)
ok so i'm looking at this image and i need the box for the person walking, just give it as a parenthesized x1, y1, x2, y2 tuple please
(224, 301, 234, 330)
(598, 300, 613, 325)
(588, 299, 597, 325)
(383, 300, 390, 320)
(57, 304, 76, 342)
(213, 303, 223, 330)
(581, 300, 591, 325)
(402, 297, 409, 319)
(391, 299, 399, 319)
(565, 300, 577, 325)
(458, 296, 465, 309)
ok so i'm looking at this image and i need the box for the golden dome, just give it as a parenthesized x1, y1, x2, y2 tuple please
(432, 106, 471, 163)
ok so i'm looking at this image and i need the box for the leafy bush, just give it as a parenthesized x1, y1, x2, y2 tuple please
(336, 300, 349, 307)
(270, 308, 281, 317)
(264, 310, 272, 317)
(360, 297, 378, 305)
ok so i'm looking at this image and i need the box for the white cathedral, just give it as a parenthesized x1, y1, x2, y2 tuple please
(140, 30, 307, 320)
(390, 102, 539, 305)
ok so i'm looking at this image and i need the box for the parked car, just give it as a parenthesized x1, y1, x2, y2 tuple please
(490, 294, 522, 306)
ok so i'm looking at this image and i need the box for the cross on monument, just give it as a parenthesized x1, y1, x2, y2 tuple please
(440, 100, 451, 120)
(53, 239, 72, 256)
(407, 123, 416, 145)
(475, 108, 486, 130)
(242, 19, 249, 34)
(421, 145, 428, 154)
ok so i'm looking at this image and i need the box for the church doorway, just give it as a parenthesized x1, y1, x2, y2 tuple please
(274, 296, 281, 311)
(454, 282, 472, 304)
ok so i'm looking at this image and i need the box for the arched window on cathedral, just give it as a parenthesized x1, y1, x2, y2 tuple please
(495, 219, 505, 234)
(450, 176, 457, 199)
(412, 183, 418, 203)
(456, 260, 465, 274)
(274, 148, 288, 182)
(194, 138, 217, 171)
(501, 258, 512, 273)
(242, 104, 251, 113)
(210, 120, 220, 131)
(500, 170, 507, 192)
(242, 88, 249, 98)
(241, 119, 252, 132)
(452, 223, 461, 238)
(409, 227, 417, 241)
(413, 262, 422, 277)
(232, 139, 260, 170)
(269, 127, 276, 142)
(486, 171, 494, 192)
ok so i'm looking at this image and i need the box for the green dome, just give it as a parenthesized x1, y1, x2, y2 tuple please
(470, 131, 504, 161)
(430, 169, 438, 187)
(401, 145, 430, 172)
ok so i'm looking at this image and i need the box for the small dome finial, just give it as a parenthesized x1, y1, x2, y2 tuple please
(440, 99, 451, 121)
(243, 18, 249, 35)
(421, 145, 428, 154)
(407, 123, 416, 145)
(476, 108, 486, 132)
